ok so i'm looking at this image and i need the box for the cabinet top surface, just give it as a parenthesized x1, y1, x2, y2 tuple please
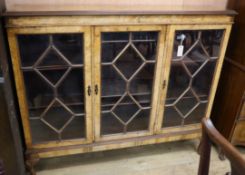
(3, 6, 236, 27)
(2, 5, 237, 17)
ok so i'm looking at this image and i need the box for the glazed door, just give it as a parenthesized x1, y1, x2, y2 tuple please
(94, 26, 166, 141)
(8, 27, 93, 148)
(155, 25, 231, 133)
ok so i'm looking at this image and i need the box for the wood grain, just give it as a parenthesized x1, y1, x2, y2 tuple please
(7, 29, 33, 148)
(198, 118, 245, 175)
(240, 101, 245, 119)
(204, 25, 232, 119)
(154, 25, 175, 133)
(6, 15, 234, 28)
(211, 0, 245, 144)
(5, 14, 234, 162)
(150, 26, 166, 134)
(93, 25, 164, 142)
(155, 24, 232, 134)
(232, 120, 245, 146)
(7, 26, 94, 149)
(32, 129, 201, 158)
(212, 61, 245, 140)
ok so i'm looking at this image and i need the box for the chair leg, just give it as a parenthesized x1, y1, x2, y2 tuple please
(198, 130, 212, 175)
(197, 139, 202, 155)
(218, 147, 226, 161)
(229, 164, 241, 175)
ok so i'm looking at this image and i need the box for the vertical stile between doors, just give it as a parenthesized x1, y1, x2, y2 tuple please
(153, 25, 175, 134)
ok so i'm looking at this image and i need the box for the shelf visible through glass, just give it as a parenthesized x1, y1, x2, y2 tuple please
(100, 31, 159, 135)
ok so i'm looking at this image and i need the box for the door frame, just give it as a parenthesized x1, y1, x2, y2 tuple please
(7, 26, 93, 149)
(93, 25, 166, 141)
(154, 24, 232, 134)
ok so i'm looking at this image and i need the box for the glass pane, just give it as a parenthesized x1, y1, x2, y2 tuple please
(100, 31, 159, 135)
(53, 34, 84, 65)
(18, 33, 86, 144)
(23, 71, 54, 118)
(162, 29, 224, 128)
(18, 34, 84, 67)
(18, 35, 49, 67)
(114, 47, 143, 79)
(57, 68, 85, 114)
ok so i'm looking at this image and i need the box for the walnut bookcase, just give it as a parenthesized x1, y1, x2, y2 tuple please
(5, 11, 234, 174)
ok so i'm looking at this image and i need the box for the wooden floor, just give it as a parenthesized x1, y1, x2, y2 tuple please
(36, 139, 245, 175)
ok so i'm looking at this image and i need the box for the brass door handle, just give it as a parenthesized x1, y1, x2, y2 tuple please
(95, 85, 98, 95)
(87, 86, 91, 96)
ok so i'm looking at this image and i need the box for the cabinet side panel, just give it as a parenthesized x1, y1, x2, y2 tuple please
(7, 29, 33, 147)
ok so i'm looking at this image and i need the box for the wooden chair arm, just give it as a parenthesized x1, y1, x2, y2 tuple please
(202, 118, 245, 171)
(198, 118, 245, 175)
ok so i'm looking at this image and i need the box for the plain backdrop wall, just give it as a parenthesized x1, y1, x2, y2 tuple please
(5, 0, 229, 11)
